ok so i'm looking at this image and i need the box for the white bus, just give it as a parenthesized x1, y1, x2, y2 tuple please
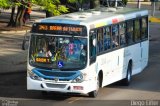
(27, 7, 149, 97)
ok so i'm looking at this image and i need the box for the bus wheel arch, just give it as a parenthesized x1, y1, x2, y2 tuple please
(88, 70, 103, 98)
(123, 60, 132, 86)
(98, 70, 103, 88)
(128, 59, 133, 75)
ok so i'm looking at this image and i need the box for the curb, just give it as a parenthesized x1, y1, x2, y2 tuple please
(149, 16, 160, 23)
(0, 71, 26, 75)
(128, 2, 151, 5)
(0, 30, 31, 34)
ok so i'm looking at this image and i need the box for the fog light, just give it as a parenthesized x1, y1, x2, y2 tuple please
(73, 86, 83, 90)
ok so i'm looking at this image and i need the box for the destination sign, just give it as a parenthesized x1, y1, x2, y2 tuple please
(39, 25, 82, 32)
(35, 57, 51, 63)
(31, 23, 87, 36)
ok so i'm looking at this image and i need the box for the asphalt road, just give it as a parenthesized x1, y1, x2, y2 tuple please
(0, 23, 160, 106)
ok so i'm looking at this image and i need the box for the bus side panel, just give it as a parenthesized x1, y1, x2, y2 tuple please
(141, 40, 149, 71)
(87, 63, 101, 92)
(96, 52, 114, 87)
(110, 49, 127, 83)
(126, 43, 142, 75)
(99, 48, 127, 87)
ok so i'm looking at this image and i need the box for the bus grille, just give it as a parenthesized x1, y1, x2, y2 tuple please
(46, 83, 66, 89)
(38, 70, 76, 77)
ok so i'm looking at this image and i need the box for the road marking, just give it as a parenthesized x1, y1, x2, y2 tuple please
(68, 97, 82, 104)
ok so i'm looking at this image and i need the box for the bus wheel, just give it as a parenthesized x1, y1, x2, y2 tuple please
(88, 76, 100, 98)
(123, 63, 132, 86)
(41, 91, 49, 96)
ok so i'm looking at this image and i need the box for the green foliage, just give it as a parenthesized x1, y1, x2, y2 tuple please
(0, 0, 70, 16)
(33, 0, 69, 16)
(0, 0, 91, 16)
(0, 0, 12, 9)
(68, 0, 88, 4)
(122, 0, 128, 5)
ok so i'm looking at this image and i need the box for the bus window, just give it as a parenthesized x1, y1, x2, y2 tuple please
(119, 23, 126, 46)
(29, 35, 87, 69)
(134, 19, 141, 41)
(141, 17, 148, 39)
(126, 20, 134, 44)
(112, 25, 119, 48)
(90, 30, 96, 64)
(104, 26, 111, 50)
(97, 28, 104, 53)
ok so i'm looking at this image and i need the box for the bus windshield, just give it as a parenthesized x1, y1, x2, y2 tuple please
(29, 35, 87, 71)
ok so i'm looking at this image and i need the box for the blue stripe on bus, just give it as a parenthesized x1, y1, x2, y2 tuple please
(32, 68, 81, 80)
(41, 19, 81, 25)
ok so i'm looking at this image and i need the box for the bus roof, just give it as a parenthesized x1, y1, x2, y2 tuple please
(36, 7, 148, 29)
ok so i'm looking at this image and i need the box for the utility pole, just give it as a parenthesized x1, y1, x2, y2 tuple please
(151, 1, 156, 16)
(115, 0, 118, 7)
(137, 0, 141, 9)
(150, 0, 158, 16)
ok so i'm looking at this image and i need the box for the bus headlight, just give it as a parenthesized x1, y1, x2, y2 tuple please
(72, 74, 83, 83)
(28, 70, 42, 81)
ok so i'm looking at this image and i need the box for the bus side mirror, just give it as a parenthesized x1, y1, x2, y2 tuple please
(22, 31, 30, 50)
(93, 38, 96, 47)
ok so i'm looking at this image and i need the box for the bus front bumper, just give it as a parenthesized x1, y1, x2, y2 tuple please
(27, 77, 95, 94)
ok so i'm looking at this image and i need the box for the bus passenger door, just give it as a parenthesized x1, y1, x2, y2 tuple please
(89, 31, 97, 65)
(88, 30, 99, 90)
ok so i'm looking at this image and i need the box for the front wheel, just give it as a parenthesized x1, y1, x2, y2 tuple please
(88, 76, 100, 98)
(41, 91, 50, 96)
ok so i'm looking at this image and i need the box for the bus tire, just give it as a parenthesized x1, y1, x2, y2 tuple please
(41, 91, 49, 96)
(88, 75, 100, 98)
(123, 63, 132, 86)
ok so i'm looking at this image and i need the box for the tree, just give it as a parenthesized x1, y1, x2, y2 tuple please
(0, 0, 15, 26)
(0, 0, 101, 28)
(90, 0, 100, 9)
(0, 0, 10, 9)
(66, 0, 100, 11)
(35, 0, 68, 17)
(0, 0, 32, 27)
(68, 0, 100, 9)
(0, 0, 69, 27)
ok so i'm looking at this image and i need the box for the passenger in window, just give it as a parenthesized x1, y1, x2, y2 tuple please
(104, 27, 111, 50)
(80, 44, 87, 64)
(112, 35, 119, 47)
(119, 23, 126, 46)
(104, 35, 109, 50)
(97, 29, 103, 52)
(120, 34, 126, 45)
(97, 40, 103, 52)
(126, 25, 134, 44)
(37, 43, 52, 57)
(112, 25, 119, 47)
